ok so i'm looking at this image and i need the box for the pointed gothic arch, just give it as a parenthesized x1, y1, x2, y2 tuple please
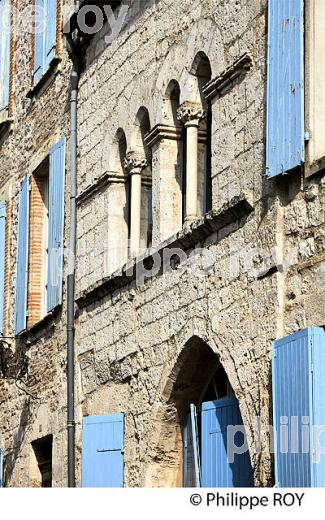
(144, 335, 253, 487)
(144, 337, 220, 486)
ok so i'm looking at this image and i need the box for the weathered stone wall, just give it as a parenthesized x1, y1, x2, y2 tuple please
(76, 0, 269, 287)
(75, 0, 325, 488)
(0, 0, 72, 487)
(0, 0, 324, 489)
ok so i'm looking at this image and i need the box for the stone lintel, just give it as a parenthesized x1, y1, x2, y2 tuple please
(144, 124, 182, 148)
(203, 53, 253, 102)
(77, 172, 127, 206)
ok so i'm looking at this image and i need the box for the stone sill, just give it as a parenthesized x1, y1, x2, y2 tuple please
(26, 56, 61, 99)
(15, 305, 61, 342)
(308, 155, 325, 178)
(76, 194, 254, 308)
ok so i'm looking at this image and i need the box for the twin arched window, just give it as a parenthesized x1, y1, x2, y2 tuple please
(108, 53, 213, 272)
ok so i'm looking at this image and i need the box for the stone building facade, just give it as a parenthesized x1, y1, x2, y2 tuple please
(0, 0, 73, 486)
(0, 0, 325, 488)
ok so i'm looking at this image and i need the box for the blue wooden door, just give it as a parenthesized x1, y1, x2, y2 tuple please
(201, 397, 253, 487)
(82, 414, 124, 488)
(272, 329, 311, 487)
(272, 327, 325, 487)
(309, 327, 325, 487)
(183, 404, 201, 487)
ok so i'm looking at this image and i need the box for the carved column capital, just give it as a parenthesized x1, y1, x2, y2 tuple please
(123, 151, 148, 175)
(177, 102, 206, 127)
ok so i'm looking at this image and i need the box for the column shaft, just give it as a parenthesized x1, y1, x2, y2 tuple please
(130, 172, 142, 256)
(185, 123, 199, 223)
(177, 102, 205, 225)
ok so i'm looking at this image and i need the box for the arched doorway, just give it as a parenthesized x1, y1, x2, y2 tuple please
(184, 361, 253, 487)
(146, 336, 253, 487)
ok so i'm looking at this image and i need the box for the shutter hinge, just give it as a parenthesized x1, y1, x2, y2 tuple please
(311, 363, 314, 374)
(304, 131, 310, 142)
(97, 448, 122, 453)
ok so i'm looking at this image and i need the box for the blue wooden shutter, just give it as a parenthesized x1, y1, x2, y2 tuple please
(45, 0, 56, 69)
(272, 328, 325, 487)
(201, 397, 253, 487)
(82, 413, 124, 488)
(0, 202, 6, 336)
(0, 0, 11, 113)
(0, 448, 3, 487)
(15, 177, 30, 335)
(309, 327, 325, 486)
(34, 0, 45, 84)
(183, 404, 201, 487)
(266, 0, 305, 177)
(272, 330, 311, 487)
(47, 138, 65, 312)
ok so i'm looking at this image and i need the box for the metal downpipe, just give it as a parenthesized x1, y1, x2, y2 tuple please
(66, 34, 80, 488)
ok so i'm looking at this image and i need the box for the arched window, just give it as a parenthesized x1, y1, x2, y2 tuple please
(137, 108, 152, 249)
(115, 129, 128, 174)
(124, 108, 152, 257)
(190, 52, 212, 215)
(146, 80, 183, 243)
(107, 128, 129, 272)
(177, 54, 212, 225)
(165, 79, 181, 125)
(165, 81, 183, 234)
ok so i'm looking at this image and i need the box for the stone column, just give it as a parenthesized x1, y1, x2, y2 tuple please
(177, 102, 205, 224)
(124, 151, 148, 257)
